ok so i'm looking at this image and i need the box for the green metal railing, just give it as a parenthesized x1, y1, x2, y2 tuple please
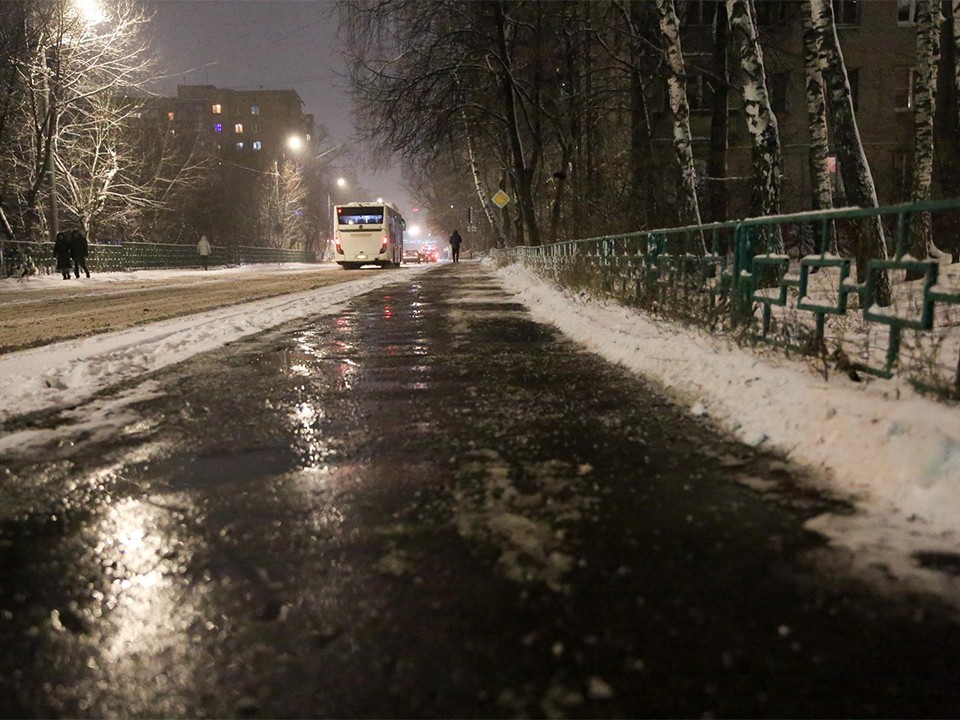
(513, 197, 960, 399)
(1, 240, 318, 276)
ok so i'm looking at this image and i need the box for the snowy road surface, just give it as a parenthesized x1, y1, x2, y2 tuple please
(2, 262, 960, 716)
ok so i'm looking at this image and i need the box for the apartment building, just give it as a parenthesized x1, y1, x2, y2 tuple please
(146, 84, 315, 170)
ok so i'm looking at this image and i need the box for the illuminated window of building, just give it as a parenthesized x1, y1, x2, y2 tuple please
(253, 140, 262, 150)
(212, 104, 222, 114)
(235, 123, 243, 134)
(251, 105, 260, 115)
(236, 141, 244, 151)
(214, 123, 223, 133)
(167, 111, 175, 121)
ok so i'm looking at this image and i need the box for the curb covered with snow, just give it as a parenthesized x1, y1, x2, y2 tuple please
(496, 262, 960, 537)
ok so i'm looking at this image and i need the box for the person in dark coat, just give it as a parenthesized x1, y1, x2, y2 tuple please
(70, 228, 90, 278)
(449, 229, 463, 263)
(53, 231, 72, 280)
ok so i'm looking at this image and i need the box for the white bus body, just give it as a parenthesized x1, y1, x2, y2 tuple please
(333, 202, 405, 268)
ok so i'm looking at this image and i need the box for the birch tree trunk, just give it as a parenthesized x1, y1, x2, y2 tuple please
(727, 0, 782, 234)
(908, 0, 946, 269)
(809, 0, 891, 304)
(492, 0, 541, 247)
(954, 0, 960, 110)
(463, 109, 507, 249)
(801, 0, 836, 254)
(655, 0, 705, 242)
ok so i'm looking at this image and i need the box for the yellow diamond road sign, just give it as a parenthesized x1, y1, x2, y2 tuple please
(491, 190, 511, 209)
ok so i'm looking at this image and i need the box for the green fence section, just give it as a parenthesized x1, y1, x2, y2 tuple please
(513, 198, 960, 399)
(1, 240, 317, 275)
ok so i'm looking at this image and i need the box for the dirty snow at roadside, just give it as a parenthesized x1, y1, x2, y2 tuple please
(496, 261, 960, 601)
(0, 264, 433, 426)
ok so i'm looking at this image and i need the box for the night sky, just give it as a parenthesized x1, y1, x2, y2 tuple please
(143, 0, 415, 221)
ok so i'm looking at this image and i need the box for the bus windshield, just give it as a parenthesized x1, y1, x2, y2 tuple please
(337, 206, 384, 226)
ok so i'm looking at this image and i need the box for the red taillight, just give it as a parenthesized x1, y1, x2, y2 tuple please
(335, 239, 344, 255)
(381, 236, 389, 248)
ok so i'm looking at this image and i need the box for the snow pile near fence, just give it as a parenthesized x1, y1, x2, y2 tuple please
(496, 261, 960, 543)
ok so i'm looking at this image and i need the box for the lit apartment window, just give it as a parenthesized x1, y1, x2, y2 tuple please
(235, 123, 244, 134)
(253, 140, 262, 150)
(897, 0, 916, 24)
(832, 0, 859, 25)
(212, 104, 222, 114)
(236, 141, 244, 151)
(251, 105, 260, 115)
(167, 111, 175, 121)
(894, 67, 914, 111)
(214, 123, 223, 133)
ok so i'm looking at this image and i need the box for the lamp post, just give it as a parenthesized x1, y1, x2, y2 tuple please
(325, 177, 346, 261)
(46, 0, 106, 246)
(273, 134, 304, 248)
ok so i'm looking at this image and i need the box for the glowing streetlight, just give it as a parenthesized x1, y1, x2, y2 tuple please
(46, 0, 107, 245)
(286, 135, 303, 152)
(408, 224, 420, 237)
(76, 0, 106, 25)
(326, 177, 349, 261)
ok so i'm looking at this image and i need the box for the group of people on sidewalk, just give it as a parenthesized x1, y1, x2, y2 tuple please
(53, 229, 90, 280)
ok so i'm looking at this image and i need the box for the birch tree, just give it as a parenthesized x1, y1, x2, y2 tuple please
(906, 0, 946, 270)
(0, 0, 154, 244)
(727, 0, 782, 236)
(809, 0, 891, 304)
(655, 0, 704, 237)
(801, 0, 836, 254)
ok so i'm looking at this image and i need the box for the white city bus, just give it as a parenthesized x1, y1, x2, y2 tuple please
(333, 201, 405, 269)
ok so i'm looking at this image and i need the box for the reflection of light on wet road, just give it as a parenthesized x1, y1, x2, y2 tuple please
(92, 498, 192, 667)
(289, 400, 332, 469)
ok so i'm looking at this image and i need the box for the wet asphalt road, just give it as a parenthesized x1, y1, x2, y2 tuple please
(2, 261, 960, 718)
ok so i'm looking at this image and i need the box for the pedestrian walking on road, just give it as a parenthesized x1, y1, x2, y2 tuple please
(197, 234, 212, 270)
(53, 231, 72, 280)
(449, 229, 463, 263)
(70, 228, 90, 278)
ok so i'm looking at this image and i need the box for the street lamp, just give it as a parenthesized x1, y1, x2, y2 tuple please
(272, 134, 304, 247)
(46, 0, 106, 245)
(325, 177, 347, 261)
(43, 0, 107, 243)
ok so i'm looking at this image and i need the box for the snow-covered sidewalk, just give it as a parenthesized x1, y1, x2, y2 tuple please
(496, 262, 960, 602)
